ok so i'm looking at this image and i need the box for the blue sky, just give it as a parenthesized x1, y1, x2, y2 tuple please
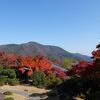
(0, 0, 100, 55)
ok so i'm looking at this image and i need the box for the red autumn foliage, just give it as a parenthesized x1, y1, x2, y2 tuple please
(0, 52, 17, 67)
(67, 61, 93, 77)
(0, 43, 100, 80)
(0, 52, 66, 78)
(27, 68, 33, 76)
(51, 67, 66, 79)
(67, 44, 100, 79)
(19, 67, 25, 73)
(15, 55, 53, 76)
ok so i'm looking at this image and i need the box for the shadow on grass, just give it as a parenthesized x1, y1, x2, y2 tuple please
(29, 92, 47, 97)
(29, 92, 60, 100)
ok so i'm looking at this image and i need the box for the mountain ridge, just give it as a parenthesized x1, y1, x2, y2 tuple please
(0, 42, 91, 61)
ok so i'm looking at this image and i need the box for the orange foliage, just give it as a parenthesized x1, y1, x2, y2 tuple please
(0, 52, 66, 78)
(0, 52, 53, 75)
(17, 55, 52, 71)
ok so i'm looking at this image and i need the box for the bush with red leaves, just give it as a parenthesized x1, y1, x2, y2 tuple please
(67, 44, 100, 80)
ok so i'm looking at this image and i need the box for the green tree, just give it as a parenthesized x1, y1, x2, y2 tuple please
(0, 65, 3, 75)
(63, 58, 76, 70)
(0, 68, 17, 85)
(2, 69, 16, 79)
(31, 70, 48, 88)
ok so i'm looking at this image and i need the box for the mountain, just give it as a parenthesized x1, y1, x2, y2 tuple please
(73, 53, 92, 62)
(0, 42, 91, 61)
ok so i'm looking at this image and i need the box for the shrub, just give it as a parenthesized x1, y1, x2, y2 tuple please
(8, 79, 19, 86)
(0, 76, 7, 86)
(2, 69, 16, 79)
(56, 75, 83, 100)
(31, 70, 48, 88)
(54, 77, 63, 85)
(46, 74, 63, 89)
(0, 80, 5, 86)
(4, 97, 14, 100)
(3, 91, 12, 95)
(0, 76, 8, 81)
(0, 66, 3, 75)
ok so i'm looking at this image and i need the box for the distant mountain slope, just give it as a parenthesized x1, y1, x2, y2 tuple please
(0, 42, 91, 61)
(73, 53, 92, 61)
